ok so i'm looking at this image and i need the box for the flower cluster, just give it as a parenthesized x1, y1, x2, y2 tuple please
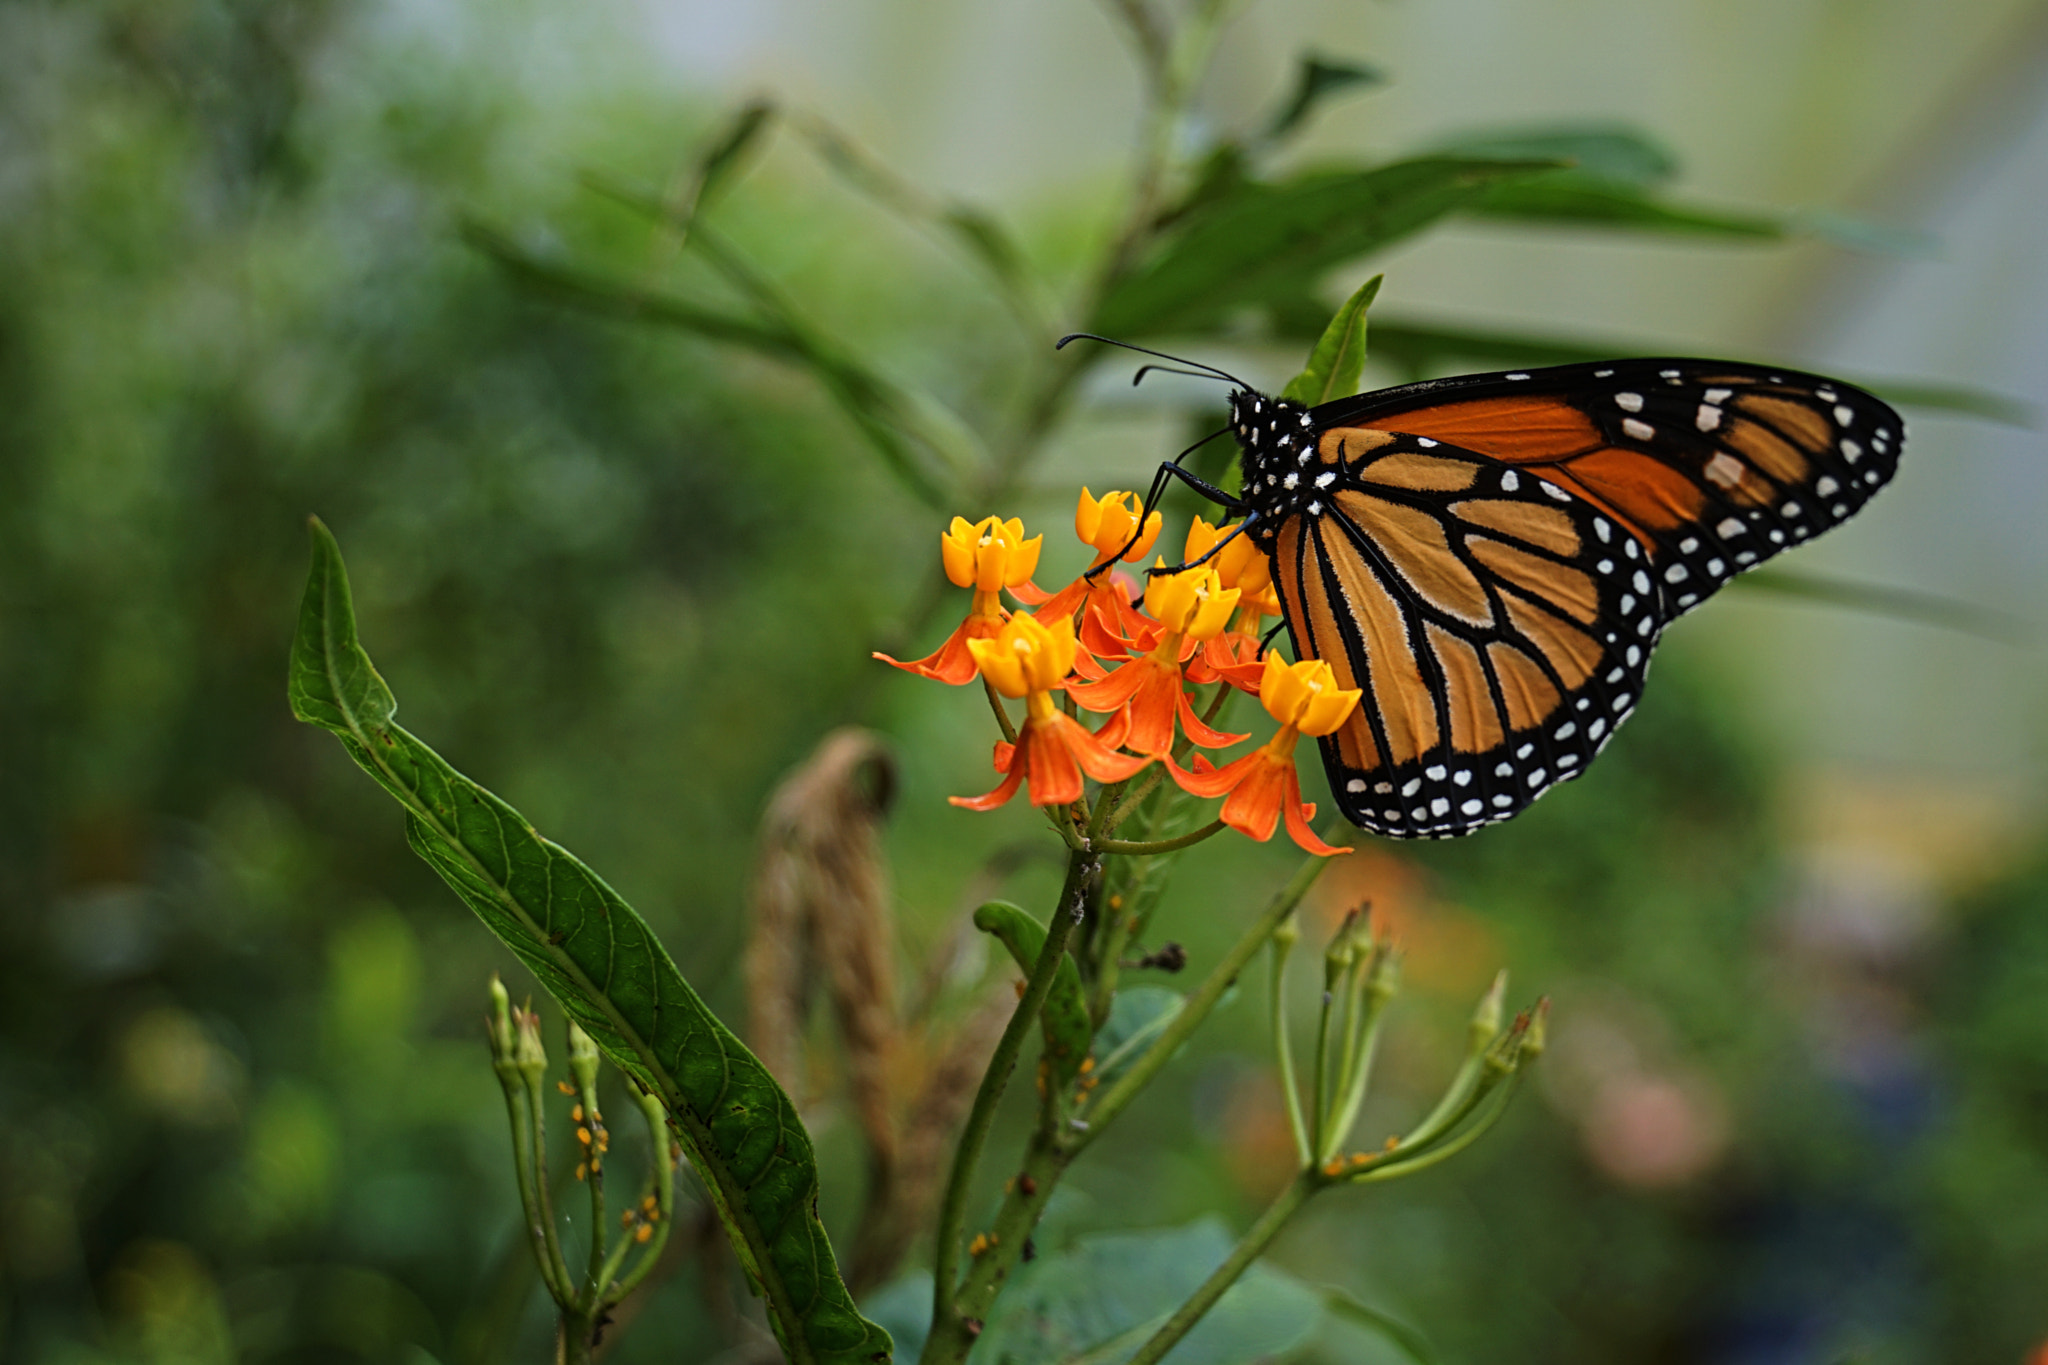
(877, 491, 1360, 856)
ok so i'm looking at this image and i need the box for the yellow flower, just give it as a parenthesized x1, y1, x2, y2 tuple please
(967, 611, 1077, 703)
(1142, 561, 1240, 643)
(941, 516, 1042, 593)
(878, 513, 1040, 685)
(1185, 515, 1280, 622)
(1075, 489, 1162, 567)
(1257, 655, 1361, 737)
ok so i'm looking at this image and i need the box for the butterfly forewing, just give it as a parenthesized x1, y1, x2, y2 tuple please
(1313, 358, 1905, 613)
(1274, 433, 1664, 838)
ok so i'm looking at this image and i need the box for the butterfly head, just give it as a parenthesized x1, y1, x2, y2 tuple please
(1229, 389, 1319, 526)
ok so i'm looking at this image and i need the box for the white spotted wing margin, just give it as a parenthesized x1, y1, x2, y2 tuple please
(1274, 434, 1669, 839)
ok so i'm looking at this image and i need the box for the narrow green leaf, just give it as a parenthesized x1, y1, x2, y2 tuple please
(1464, 175, 1785, 238)
(1091, 156, 1561, 337)
(794, 114, 1049, 328)
(1280, 274, 1381, 406)
(287, 520, 893, 1365)
(1262, 53, 1387, 144)
(1421, 123, 1678, 186)
(972, 901, 1094, 1085)
(463, 215, 962, 509)
(1318, 1287, 1437, 1365)
(695, 99, 777, 206)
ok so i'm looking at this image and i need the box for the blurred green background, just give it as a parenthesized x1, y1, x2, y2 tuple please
(4, 1, 2047, 1363)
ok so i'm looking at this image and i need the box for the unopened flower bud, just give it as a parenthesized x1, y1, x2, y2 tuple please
(1522, 998, 1550, 1061)
(567, 1019, 601, 1095)
(513, 1003, 548, 1080)
(486, 975, 517, 1064)
(1471, 970, 1508, 1051)
(1272, 911, 1300, 952)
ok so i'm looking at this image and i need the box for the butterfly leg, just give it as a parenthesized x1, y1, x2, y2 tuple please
(1143, 511, 1261, 578)
(1085, 460, 1250, 583)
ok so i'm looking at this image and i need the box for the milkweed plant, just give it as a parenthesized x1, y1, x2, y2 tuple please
(291, 2, 1995, 1361)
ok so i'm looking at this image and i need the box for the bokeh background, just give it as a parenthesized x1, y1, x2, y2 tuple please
(4, 1, 2048, 1362)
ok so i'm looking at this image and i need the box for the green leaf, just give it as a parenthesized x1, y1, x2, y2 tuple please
(1091, 156, 1561, 337)
(1262, 53, 1387, 144)
(287, 520, 893, 1365)
(1090, 986, 1184, 1088)
(975, 1219, 1322, 1365)
(1421, 123, 1678, 185)
(1280, 274, 1381, 406)
(1318, 1287, 1437, 1364)
(463, 215, 964, 509)
(694, 99, 777, 207)
(973, 900, 1094, 1085)
(1464, 175, 1785, 238)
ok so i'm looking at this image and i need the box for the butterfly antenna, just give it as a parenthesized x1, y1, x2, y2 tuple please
(1056, 332, 1250, 389)
(1131, 363, 1236, 388)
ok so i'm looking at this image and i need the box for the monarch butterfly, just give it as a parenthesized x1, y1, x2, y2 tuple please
(1066, 339, 1905, 838)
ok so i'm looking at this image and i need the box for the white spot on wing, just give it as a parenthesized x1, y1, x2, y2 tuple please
(1622, 417, 1655, 441)
(1696, 405, 1722, 432)
(1615, 392, 1644, 412)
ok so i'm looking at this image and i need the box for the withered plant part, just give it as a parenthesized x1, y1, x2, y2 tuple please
(747, 727, 902, 1183)
(745, 728, 1012, 1292)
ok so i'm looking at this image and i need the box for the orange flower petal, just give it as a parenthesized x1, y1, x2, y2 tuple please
(1174, 687, 1250, 749)
(1281, 773, 1350, 856)
(1047, 712, 1151, 784)
(875, 614, 999, 685)
(950, 757, 1027, 811)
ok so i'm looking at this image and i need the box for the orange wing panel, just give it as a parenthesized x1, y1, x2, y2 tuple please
(1376, 397, 1603, 462)
(1556, 447, 1706, 531)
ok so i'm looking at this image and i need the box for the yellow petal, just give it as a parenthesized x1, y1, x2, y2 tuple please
(941, 521, 977, 587)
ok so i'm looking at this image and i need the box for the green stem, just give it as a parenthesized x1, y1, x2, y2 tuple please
(605, 1089, 678, 1306)
(556, 1309, 595, 1365)
(1307, 967, 1340, 1161)
(1267, 936, 1310, 1167)
(522, 1072, 576, 1303)
(496, 1074, 575, 1304)
(1081, 854, 1330, 1143)
(928, 849, 1099, 1343)
(1353, 1078, 1522, 1183)
(1095, 819, 1226, 856)
(1123, 1171, 1317, 1365)
(1323, 986, 1391, 1166)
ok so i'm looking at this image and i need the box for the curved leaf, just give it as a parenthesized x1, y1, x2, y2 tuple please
(1280, 274, 1381, 406)
(973, 900, 1093, 1085)
(288, 519, 892, 1365)
(1261, 53, 1387, 144)
(1090, 156, 1560, 337)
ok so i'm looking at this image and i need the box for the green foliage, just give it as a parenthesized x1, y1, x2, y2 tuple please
(289, 522, 891, 1364)
(973, 1219, 1321, 1365)
(973, 900, 1096, 1086)
(1280, 275, 1382, 407)
(1092, 158, 1559, 337)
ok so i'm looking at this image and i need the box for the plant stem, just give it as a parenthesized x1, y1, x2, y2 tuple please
(1268, 935, 1310, 1167)
(1123, 1171, 1317, 1365)
(1095, 819, 1225, 856)
(1081, 854, 1330, 1142)
(928, 849, 1099, 1348)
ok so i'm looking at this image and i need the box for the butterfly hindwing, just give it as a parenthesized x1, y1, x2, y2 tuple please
(1269, 431, 1665, 839)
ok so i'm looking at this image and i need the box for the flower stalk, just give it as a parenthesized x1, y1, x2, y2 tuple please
(484, 982, 676, 1365)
